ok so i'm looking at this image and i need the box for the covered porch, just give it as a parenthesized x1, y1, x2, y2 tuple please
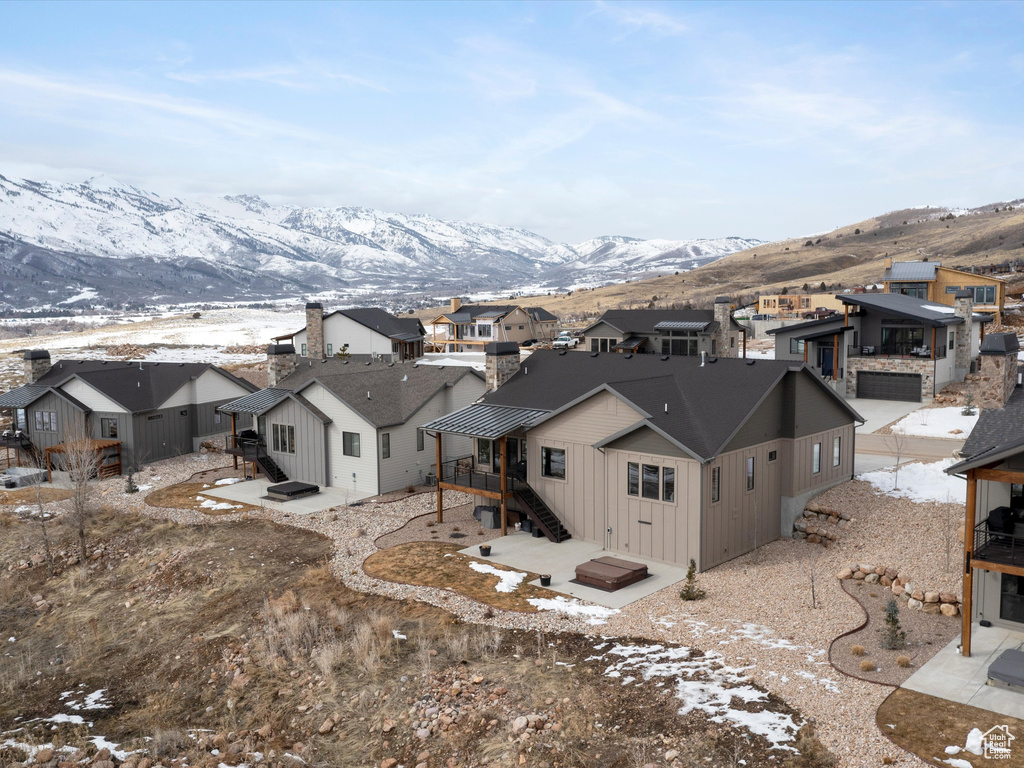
(44, 438, 121, 482)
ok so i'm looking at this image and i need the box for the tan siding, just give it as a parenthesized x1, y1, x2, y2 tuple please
(604, 427, 689, 458)
(789, 424, 855, 495)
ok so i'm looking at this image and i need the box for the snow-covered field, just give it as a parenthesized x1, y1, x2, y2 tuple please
(890, 407, 979, 439)
(857, 458, 966, 503)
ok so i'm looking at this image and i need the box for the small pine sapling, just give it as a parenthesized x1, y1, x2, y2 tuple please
(679, 559, 706, 601)
(125, 470, 139, 494)
(961, 391, 976, 416)
(880, 598, 907, 650)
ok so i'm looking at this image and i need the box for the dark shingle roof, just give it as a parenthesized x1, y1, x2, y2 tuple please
(33, 360, 255, 413)
(277, 358, 483, 428)
(0, 385, 51, 409)
(586, 309, 744, 335)
(883, 261, 940, 282)
(481, 350, 856, 461)
(335, 308, 425, 340)
(437, 304, 556, 324)
(948, 387, 1024, 473)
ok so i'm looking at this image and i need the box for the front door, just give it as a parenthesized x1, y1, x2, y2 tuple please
(818, 344, 834, 377)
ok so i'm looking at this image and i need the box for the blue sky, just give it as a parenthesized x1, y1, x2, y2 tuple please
(1, 1, 1022, 243)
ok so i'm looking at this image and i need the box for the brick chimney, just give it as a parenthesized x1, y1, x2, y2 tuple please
(713, 296, 733, 358)
(883, 257, 893, 270)
(953, 289, 974, 374)
(305, 301, 324, 360)
(23, 350, 51, 384)
(976, 333, 1019, 409)
(485, 341, 520, 391)
(267, 344, 296, 387)
(450, 297, 462, 314)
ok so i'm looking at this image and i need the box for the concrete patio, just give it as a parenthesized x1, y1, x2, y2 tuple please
(459, 531, 688, 609)
(201, 477, 355, 516)
(902, 623, 1024, 719)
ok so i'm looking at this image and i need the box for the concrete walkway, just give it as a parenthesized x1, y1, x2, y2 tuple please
(459, 531, 688, 609)
(902, 623, 1024, 719)
(848, 397, 925, 435)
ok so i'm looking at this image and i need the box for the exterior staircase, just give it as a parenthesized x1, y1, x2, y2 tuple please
(255, 450, 288, 483)
(512, 480, 571, 543)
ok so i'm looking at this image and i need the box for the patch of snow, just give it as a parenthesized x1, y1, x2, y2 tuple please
(945, 746, 962, 754)
(890, 407, 978, 439)
(527, 596, 620, 625)
(942, 759, 974, 768)
(214, 477, 243, 486)
(392, 630, 407, 640)
(468, 562, 528, 593)
(90, 735, 134, 761)
(45, 714, 85, 725)
(66, 689, 111, 710)
(965, 728, 984, 755)
(196, 496, 242, 511)
(857, 458, 965, 504)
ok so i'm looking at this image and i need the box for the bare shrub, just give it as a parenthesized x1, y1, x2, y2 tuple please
(351, 622, 381, 675)
(444, 630, 469, 661)
(312, 639, 347, 678)
(896, 655, 912, 668)
(850, 645, 866, 656)
(859, 659, 876, 672)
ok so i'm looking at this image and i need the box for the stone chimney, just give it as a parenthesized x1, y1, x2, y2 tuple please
(450, 297, 462, 314)
(953, 289, 974, 375)
(485, 341, 520, 391)
(23, 350, 51, 384)
(713, 296, 733, 358)
(305, 301, 324, 360)
(267, 344, 296, 387)
(976, 333, 1020, 409)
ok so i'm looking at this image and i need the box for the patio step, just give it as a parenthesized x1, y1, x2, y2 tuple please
(513, 483, 571, 543)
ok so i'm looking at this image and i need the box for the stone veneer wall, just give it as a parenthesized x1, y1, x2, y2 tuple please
(305, 303, 324, 360)
(24, 355, 51, 385)
(976, 354, 1018, 409)
(486, 352, 520, 391)
(844, 357, 934, 399)
(713, 300, 735, 358)
(268, 350, 296, 387)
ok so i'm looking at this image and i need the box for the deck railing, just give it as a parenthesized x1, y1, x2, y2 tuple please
(438, 456, 514, 494)
(974, 519, 1024, 569)
(847, 344, 946, 359)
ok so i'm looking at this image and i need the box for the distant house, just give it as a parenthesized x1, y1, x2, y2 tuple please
(945, 333, 1023, 656)
(0, 350, 256, 472)
(423, 344, 860, 570)
(881, 259, 1007, 323)
(770, 291, 993, 402)
(756, 292, 845, 318)
(580, 300, 749, 357)
(274, 304, 426, 363)
(430, 299, 558, 351)
(218, 352, 485, 501)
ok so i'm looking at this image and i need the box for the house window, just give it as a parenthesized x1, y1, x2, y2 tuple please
(34, 411, 57, 432)
(179, 409, 188, 417)
(477, 324, 492, 338)
(147, 413, 163, 421)
(326, 343, 333, 356)
(972, 285, 996, 304)
(745, 456, 754, 491)
(663, 467, 675, 502)
(519, 325, 524, 330)
(812, 442, 821, 474)
(591, 338, 599, 352)
(272, 424, 295, 454)
(661, 331, 698, 356)
(711, 466, 721, 503)
(768, 450, 777, 461)
(541, 447, 565, 479)
(417, 429, 425, 452)
(100, 418, 118, 439)
(301, 343, 307, 356)
(790, 339, 805, 355)
(477, 438, 491, 467)
(214, 412, 222, 425)
(833, 436, 841, 467)
(627, 462, 639, 496)
(642, 464, 659, 499)
(504, 325, 511, 330)
(343, 431, 361, 457)
(889, 282, 928, 299)
(381, 433, 390, 459)
(600, 338, 609, 353)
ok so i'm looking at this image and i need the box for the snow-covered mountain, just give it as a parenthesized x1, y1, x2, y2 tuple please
(0, 173, 762, 309)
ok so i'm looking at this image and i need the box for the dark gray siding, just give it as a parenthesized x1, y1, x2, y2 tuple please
(603, 427, 689, 458)
(131, 406, 195, 465)
(196, 400, 232, 437)
(723, 383, 786, 452)
(25, 392, 86, 452)
(792, 374, 852, 437)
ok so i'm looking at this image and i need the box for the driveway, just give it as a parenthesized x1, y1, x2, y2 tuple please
(847, 397, 924, 434)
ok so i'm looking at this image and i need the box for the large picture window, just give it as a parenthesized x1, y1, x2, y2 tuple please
(812, 442, 822, 474)
(642, 464, 659, 499)
(34, 411, 57, 432)
(627, 462, 639, 496)
(272, 423, 295, 454)
(541, 447, 565, 479)
(343, 431, 361, 457)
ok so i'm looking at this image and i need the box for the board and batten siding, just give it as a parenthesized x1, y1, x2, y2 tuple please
(788, 424, 855, 497)
(300, 382, 379, 501)
(379, 373, 484, 493)
(26, 392, 86, 452)
(526, 390, 644, 543)
(130, 406, 195, 465)
(59, 378, 127, 413)
(262, 398, 327, 487)
(700, 439, 783, 570)
(604, 447, 701, 567)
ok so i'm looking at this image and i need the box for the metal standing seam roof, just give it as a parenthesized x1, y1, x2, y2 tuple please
(883, 261, 940, 282)
(217, 388, 293, 414)
(793, 325, 854, 342)
(613, 335, 650, 350)
(0, 385, 51, 409)
(654, 320, 712, 331)
(421, 403, 550, 439)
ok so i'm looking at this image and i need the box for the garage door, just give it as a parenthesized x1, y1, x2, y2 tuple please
(856, 372, 921, 402)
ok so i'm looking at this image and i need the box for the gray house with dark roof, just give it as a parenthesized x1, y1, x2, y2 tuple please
(581, 300, 749, 358)
(770, 291, 993, 402)
(274, 304, 426, 363)
(218, 356, 486, 501)
(423, 346, 861, 570)
(0, 350, 257, 471)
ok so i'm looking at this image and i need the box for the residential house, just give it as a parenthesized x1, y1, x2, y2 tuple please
(756, 293, 846, 318)
(218, 350, 485, 501)
(770, 291, 993, 402)
(430, 299, 559, 352)
(882, 259, 1007, 323)
(274, 303, 426, 362)
(422, 343, 861, 570)
(580, 300, 749, 357)
(945, 332, 1023, 656)
(0, 350, 257, 472)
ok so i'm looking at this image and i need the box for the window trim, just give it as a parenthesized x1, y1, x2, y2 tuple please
(272, 423, 296, 454)
(301, 343, 307, 356)
(477, 438, 491, 467)
(662, 466, 675, 503)
(100, 417, 118, 439)
(641, 464, 660, 500)
(343, 431, 361, 458)
(812, 442, 822, 474)
(326, 343, 333, 357)
(627, 461, 639, 496)
(416, 428, 425, 452)
(745, 456, 755, 492)
(540, 446, 566, 480)
(768, 450, 777, 462)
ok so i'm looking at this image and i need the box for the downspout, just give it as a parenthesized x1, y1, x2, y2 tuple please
(597, 445, 609, 552)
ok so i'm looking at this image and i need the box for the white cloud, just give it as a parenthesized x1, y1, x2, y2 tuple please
(594, 1, 688, 37)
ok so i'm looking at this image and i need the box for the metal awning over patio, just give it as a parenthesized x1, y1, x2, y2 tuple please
(217, 388, 293, 414)
(654, 320, 712, 331)
(422, 403, 549, 439)
(613, 335, 649, 351)
(0, 385, 50, 409)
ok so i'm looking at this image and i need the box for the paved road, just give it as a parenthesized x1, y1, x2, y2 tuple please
(855, 433, 964, 461)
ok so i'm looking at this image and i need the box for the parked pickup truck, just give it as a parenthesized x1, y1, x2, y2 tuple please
(552, 334, 579, 349)
(803, 307, 838, 320)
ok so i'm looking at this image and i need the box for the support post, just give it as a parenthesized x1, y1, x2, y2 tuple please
(803, 342, 808, 364)
(832, 333, 838, 381)
(435, 431, 443, 524)
(499, 436, 508, 537)
(741, 330, 747, 359)
(962, 470, 977, 658)
(46, 448, 52, 484)
(981, 321, 985, 343)
(931, 327, 936, 360)
(231, 412, 238, 470)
